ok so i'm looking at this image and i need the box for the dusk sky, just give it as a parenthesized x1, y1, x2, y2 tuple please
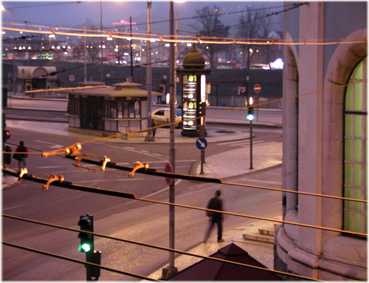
(2, 1, 284, 38)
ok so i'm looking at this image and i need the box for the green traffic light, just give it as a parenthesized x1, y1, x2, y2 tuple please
(79, 243, 92, 253)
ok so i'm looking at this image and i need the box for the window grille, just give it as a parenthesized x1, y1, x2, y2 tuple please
(343, 57, 367, 234)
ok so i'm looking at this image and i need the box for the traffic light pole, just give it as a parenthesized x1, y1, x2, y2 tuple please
(78, 214, 101, 281)
(249, 120, 253, 170)
(86, 250, 101, 281)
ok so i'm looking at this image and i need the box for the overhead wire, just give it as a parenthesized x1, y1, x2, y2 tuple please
(2, 168, 367, 238)
(18, 78, 362, 148)
(4, 80, 367, 205)
(3, 2, 295, 36)
(2, 241, 159, 281)
(2, 2, 366, 279)
(57, 154, 366, 204)
(2, 22, 366, 46)
(2, 213, 320, 281)
(3, 141, 367, 205)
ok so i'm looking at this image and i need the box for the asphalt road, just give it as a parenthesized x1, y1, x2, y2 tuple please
(2, 126, 282, 280)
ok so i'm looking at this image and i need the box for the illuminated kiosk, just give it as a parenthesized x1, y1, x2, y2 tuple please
(177, 44, 211, 137)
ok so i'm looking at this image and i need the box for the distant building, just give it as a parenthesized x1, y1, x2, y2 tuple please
(16, 66, 57, 91)
(274, 2, 367, 280)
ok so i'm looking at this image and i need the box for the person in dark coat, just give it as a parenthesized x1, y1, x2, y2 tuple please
(204, 190, 224, 243)
(151, 120, 156, 137)
(15, 141, 28, 169)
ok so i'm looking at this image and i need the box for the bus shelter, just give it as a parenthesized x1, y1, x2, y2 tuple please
(65, 82, 162, 139)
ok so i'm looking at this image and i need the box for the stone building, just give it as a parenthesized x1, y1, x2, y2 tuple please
(274, 2, 367, 280)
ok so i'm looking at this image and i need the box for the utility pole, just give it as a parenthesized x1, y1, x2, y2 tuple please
(100, 1, 103, 82)
(146, 1, 153, 139)
(130, 16, 133, 80)
(84, 26, 87, 82)
(162, 1, 178, 279)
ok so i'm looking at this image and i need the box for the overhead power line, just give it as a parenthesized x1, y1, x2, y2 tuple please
(2, 23, 365, 46)
(3, 241, 159, 281)
(2, 213, 319, 281)
(2, 168, 367, 237)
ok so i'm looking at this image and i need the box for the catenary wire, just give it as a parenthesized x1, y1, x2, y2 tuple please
(2, 213, 320, 281)
(2, 23, 366, 46)
(2, 168, 367, 237)
(2, 241, 159, 281)
(3, 81, 367, 204)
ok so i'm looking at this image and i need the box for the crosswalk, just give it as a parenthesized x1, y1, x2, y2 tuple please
(217, 139, 266, 148)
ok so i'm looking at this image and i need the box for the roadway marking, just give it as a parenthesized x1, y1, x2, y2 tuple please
(35, 140, 64, 149)
(75, 178, 155, 183)
(37, 165, 65, 169)
(241, 179, 282, 186)
(104, 144, 169, 161)
(3, 205, 23, 211)
(218, 140, 264, 147)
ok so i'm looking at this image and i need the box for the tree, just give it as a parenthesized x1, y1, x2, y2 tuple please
(112, 27, 130, 65)
(237, 4, 278, 69)
(81, 19, 101, 64)
(258, 9, 275, 69)
(192, 5, 230, 69)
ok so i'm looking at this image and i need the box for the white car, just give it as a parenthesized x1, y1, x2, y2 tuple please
(151, 108, 182, 128)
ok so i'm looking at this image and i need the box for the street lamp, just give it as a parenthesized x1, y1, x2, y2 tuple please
(146, 1, 153, 139)
(1, 4, 16, 94)
(100, 1, 104, 82)
(167, 0, 178, 277)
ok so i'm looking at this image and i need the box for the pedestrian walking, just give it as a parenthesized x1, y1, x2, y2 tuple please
(14, 141, 28, 169)
(151, 120, 156, 137)
(204, 190, 224, 243)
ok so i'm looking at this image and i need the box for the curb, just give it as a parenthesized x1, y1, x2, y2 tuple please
(5, 107, 67, 113)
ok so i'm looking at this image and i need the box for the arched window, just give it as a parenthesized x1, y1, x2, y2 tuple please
(343, 57, 367, 234)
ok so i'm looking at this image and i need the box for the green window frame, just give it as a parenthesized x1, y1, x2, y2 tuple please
(343, 57, 367, 235)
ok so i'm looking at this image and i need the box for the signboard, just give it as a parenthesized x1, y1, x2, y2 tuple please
(164, 162, 173, 186)
(182, 75, 198, 131)
(254, 84, 261, 94)
(196, 137, 208, 150)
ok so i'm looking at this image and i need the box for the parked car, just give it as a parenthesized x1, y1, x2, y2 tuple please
(151, 108, 182, 128)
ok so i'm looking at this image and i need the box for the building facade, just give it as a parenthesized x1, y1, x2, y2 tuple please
(274, 2, 367, 280)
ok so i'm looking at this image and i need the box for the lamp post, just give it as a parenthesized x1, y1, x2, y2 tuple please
(130, 16, 134, 80)
(1, 5, 16, 94)
(100, 1, 104, 82)
(146, 1, 153, 139)
(162, 1, 178, 278)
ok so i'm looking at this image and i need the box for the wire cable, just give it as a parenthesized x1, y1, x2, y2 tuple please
(2, 168, 366, 237)
(2, 213, 319, 281)
(2, 241, 159, 281)
(2, 23, 366, 46)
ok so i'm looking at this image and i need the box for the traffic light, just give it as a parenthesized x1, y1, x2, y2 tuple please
(198, 101, 206, 117)
(78, 214, 94, 253)
(246, 96, 254, 121)
(247, 108, 254, 121)
(3, 129, 11, 143)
